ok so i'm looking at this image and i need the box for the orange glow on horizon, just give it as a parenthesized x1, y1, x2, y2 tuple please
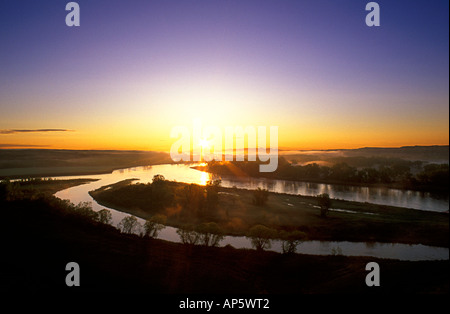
(1, 110, 448, 151)
(1, 130, 448, 152)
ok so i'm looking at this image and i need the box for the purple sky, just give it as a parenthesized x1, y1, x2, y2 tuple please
(0, 0, 448, 150)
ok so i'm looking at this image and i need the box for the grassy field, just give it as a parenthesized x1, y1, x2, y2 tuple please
(90, 180, 449, 247)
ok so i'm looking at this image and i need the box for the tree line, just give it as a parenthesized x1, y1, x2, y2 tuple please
(204, 158, 449, 193)
(0, 179, 113, 226)
(115, 210, 310, 254)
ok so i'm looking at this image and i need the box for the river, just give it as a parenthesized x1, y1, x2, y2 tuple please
(54, 163, 449, 261)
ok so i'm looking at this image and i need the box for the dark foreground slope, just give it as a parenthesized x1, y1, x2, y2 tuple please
(0, 196, 448, 295)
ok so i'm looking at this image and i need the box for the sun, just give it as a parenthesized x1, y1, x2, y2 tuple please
(199, 138, 210, 149)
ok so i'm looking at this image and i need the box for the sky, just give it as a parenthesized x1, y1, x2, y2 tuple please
(0, 0, 448, 151)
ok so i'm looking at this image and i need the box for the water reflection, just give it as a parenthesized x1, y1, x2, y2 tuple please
(200, 171, 210, 186)
(54, 163, 448, 212)
(155, 223, 448, 261)
(52, 163, 449, 261)
(217, 175, 448, 212)
(222, 236, 448, 261)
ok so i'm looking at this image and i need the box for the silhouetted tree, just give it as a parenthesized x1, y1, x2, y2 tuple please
(74, 201, 98, 221)
(414, 163, 449, 191)
(247, 225, 276, 251)
(0, 180, 22, 201)
(0, 181, 9, 201)
(279, 230, 307, 254)
(151, 174, 172, 208)
(317, 193, 331, 218)
(196, 222, 224, 247)
(97, 208, 112, 225)
(118, 215, 141, 234)
(379, 166, 393, 183)
(206, 179, 221, 211)
(143, 214, 167, 238)
(330, 163, 356, 181)
(177, 225, 200, 245)
(152, 174, 166, 183)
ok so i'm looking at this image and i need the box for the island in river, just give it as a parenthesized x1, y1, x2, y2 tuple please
(89, 178, 449, 248)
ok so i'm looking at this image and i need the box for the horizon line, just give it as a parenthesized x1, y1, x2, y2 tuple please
(0, 144, 448, 152)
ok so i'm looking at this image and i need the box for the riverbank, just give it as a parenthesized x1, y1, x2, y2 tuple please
(89, 180, 449, 248)
(8, 178, 98, 194)
(192, 162, 450, 195)
(0, 194, 447, 293)
(0, 149, 172, 179)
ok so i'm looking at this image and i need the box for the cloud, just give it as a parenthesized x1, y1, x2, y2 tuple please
(0, 129, 73, 134)
(0, 144, 51, 148)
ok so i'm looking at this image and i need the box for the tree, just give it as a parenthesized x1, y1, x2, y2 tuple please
(152, 174, 166, 183)
(330, 163, 356, 181)
(0, 180, 22, 201)
(206, 179, 221, 211)
(0, 181, 10, 201)
(97, 208, 112, 225)
(143, 214, 167, 238)
(196, 222, 224, 247)
(74, 202, 98, 221)
(331, 246, 343, 256)
(182, 183, 205, 213)
(118, 215, 141, 234)
(317, 193, 331, 218)
(279, 230, 307, 254)
(176, 225, 200, 245)
(246, 225, 276, 251)
(252, 188, 269, 206)
(151, 174, 172, 208)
